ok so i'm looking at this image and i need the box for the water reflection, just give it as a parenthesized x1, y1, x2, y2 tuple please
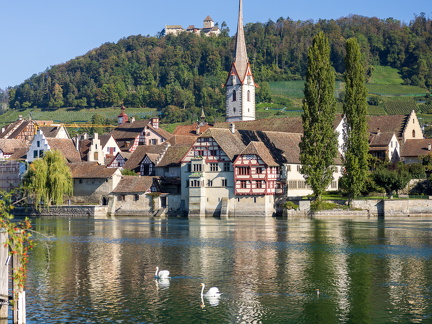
(23, 217, 432, 323)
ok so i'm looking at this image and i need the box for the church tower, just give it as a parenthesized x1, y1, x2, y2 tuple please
(224, 0, 255, 122)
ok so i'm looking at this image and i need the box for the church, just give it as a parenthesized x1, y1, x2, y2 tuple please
(224, 0, 256, 122)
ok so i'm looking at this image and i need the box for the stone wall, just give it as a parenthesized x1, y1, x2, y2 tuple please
(12, 206, 109, 218)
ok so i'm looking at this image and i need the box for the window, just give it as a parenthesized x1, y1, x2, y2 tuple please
(238, 167, 250, 175)
(33, 150, 38, 158)
(412, 130, 416, 138)
(233, 90, 237, 101)
(222, 179, 227, 186)
(193, 164, 202, 172)
(37, 141, 40, 148)
(190, 180, 201, 187)
(256, 167, 263, 174)
(150, 139, 157, 145)
(207, 180, 213, 187)
(210, 163, 218, 171)
(210, 150, 217, 156)
(224, 163, 230, 171)
(39, 150, 44, 158)
(288, 180, 297, 189)
(134, 194, 139, 201)
(297, 165, 301, 172)
(240, 180, 247, 188)
(254, 197, 257, 203)
(287, 165, 291, 172)
(247, 90, 251, 102)
(331, 181, 337, 189)
(256, 180, 263, 188)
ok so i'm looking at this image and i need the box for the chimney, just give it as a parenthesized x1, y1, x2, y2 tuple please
(428, 143, 431, 151)
(75, 135, 79, 151)
(230, 123, 235, 134)
(18, 115, 22, 121)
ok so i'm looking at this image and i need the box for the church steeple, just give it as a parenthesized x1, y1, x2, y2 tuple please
(224, 0, 255, 122)
(234, 0, 248, 81)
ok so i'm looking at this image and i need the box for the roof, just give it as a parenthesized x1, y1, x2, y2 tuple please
(204, 15, 213, 21)
(8, 147, 29, 161)
(165, 25, 183, 29)
(369, 132, 395, 147)
(0, 139, 28, 154)
(214, 116, 343, 133)
(0, 119, 34, 139)
(167, 135, 197, 146)
(123, 144, 167, 171)
(239, 141, 277, 166)
(157, 145, 190, 167)
(46, 138, 81, 163)
(233, 0, 248, 81)
(111, 176, 157, 193)
(367, 115, 407, 138)
(78, 139, 91, 161)
(402, 139, 432, 157)
(98, 134, 113, 147)
(39, 126, 68, 138)
(69, 162, 118, 178)
(172, 123, 213, 136)
(110, 119, 172, 151)
(200, 128, 246, 160)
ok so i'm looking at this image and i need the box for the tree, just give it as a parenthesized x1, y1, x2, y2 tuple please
(299, 32, 338, 202)
(343, 38, 370, 204)
(24, 150, 73, 209)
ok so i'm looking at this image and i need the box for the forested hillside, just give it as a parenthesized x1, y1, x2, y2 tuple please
(7, 14, 432, 116)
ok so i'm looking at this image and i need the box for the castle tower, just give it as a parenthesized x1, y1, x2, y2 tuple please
(224, 0, 255, 122)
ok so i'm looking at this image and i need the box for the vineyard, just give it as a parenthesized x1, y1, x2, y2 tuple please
(384, 100, 419, 115)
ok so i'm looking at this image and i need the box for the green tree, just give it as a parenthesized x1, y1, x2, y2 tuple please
(24, 150, 73, 209)
(343, 38, 370, 204)
(300, 32, 338, 201)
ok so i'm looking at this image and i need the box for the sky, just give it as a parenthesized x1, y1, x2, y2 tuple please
(0, 0, 430, 89)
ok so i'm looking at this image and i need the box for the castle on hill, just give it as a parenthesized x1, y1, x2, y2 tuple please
(162, 16, 220, 36)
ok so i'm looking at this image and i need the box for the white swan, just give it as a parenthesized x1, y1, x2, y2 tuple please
(155, 267, 170, 279)
(200, 283, 222, 297)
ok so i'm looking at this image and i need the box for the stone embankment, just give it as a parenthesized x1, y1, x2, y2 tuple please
(286, 198, 432, 217)
(12, 206, 109, 218)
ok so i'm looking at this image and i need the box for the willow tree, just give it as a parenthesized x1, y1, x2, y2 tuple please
(299, 31, 338, 202)
(343, 38, 369, 205)
(24, 150, 73, 208)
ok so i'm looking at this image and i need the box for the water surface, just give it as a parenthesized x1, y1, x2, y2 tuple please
(24, 217, 432, 323)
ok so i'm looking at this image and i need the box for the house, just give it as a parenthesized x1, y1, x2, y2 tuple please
(107, 152, 133, 169)
(38, 125, 70, 139)
(179, 126, 343, 217)
(0, 116, 37, 141)
(108, 176, 161, 216)
(0, 139, 28, 160)
(123, 144, 168, 174)
(110, 113, 172, 152)
(76, 133, 105, 165)
(368, 131, 400, 162)
(401, 139, 432, 164)
(26, 130, 81, 163)
(68, 162, 122, 205)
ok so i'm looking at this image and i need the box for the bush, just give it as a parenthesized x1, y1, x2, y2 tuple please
(283, 201, 299, 210)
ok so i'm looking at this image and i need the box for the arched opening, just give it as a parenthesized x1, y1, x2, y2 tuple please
(247, 90, 250, 101)
(232, 90, 237, 102)
(412, 130, 416, 138)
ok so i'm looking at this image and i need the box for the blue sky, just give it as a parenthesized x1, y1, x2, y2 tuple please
(0, 0, 429, 89)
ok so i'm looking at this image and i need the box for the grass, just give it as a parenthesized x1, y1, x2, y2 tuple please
(0, 107, 159, 127)
(367, 84, 427, 96)
(368, 65, 404, 84)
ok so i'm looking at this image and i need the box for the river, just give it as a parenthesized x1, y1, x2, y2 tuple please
(22, 217, 432, 323)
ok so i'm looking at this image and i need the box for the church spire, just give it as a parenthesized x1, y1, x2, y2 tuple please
(234, 0, 248, 81)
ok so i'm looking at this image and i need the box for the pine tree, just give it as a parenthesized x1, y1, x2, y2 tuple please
(343, 38, 369, 204)
(24, 150, 73, 209)
(299, 32, 338, 202)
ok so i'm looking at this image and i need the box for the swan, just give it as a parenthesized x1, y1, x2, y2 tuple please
(200, 283, 222, 297)
(155, 267, 170, 279)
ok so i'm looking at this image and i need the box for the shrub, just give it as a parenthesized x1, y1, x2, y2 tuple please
(283, 201, 299, 210)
